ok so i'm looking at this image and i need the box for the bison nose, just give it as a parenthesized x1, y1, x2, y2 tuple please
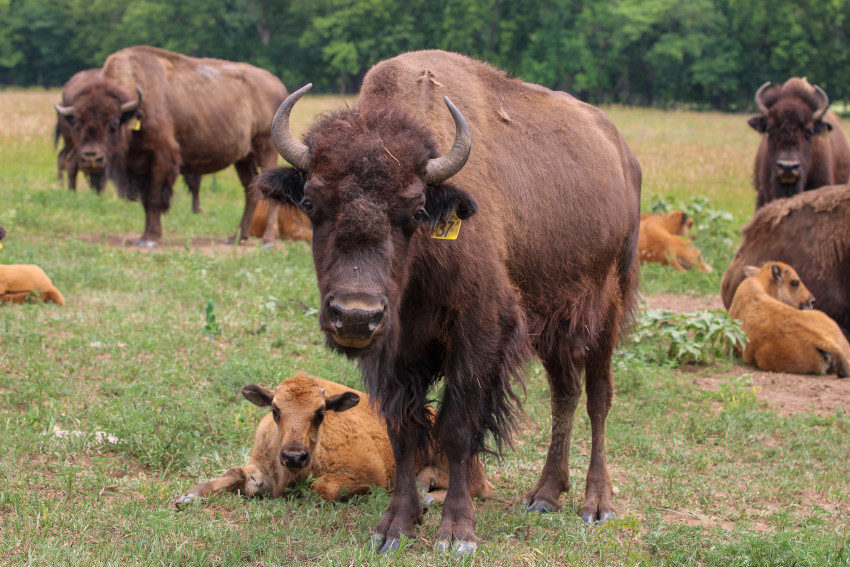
(776, 160, 800, 180)
(322, 293, 387, 348)
(282, 450, 309, 469)
(80, 151, 106, 171)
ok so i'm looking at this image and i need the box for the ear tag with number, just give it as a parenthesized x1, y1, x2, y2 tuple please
(431, 211, 462, 240)
(129, 117, 142, 131)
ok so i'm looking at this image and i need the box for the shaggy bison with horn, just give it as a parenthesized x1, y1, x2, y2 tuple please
(748, 77, 850, 209)
(255, 50, 641, 554)
(53, 46, 290, 247)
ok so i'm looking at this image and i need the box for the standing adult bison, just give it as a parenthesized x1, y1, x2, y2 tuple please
(255, 50, 641, 554)
(748, 77, 850, 209)
(55, 68, 105, 192)
(721, 184, 850, 338)
(53, 46, 286, 247)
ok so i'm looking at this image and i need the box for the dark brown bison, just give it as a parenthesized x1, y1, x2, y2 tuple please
(748, 77, 850, 208)
(53, 46, 286, 247)
(255, 50, 641, 554)
(721, 185, 850, 338)
(56, 69, 105, 192)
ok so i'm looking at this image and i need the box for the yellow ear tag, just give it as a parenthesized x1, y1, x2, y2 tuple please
(0, 242, 3, 250)
(431, 211, 462, 240)
(129, 117, 141, 131)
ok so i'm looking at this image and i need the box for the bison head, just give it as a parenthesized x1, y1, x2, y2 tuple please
(242, 374, 360, 472)
(54, 81, 142, 179)
(748, 79, 832, 200)
(743, 261, 815, 310)
(254, 84, 476, 355)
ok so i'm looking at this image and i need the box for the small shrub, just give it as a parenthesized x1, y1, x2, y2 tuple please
(203, 298, 222, 340)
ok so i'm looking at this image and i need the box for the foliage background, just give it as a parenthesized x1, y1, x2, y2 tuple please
(2, 0, 849, 109)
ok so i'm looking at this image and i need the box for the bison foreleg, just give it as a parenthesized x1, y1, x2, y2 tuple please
(175, 464, 272, 508)
(581, 344, 616, 523)
(370, 426, 421, 554)
(433, 413, 479, 556)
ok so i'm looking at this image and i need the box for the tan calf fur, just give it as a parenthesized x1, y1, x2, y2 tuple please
(638, 211, 712, 272)
(249, 200, 312, 243)
(729, 262, 850, 377)
(177, 372, 492, 505)
(0, 264, 65, 306)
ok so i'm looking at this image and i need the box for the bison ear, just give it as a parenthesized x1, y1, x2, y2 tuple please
(425, 183, 478, 223)
(814, 120, 833, 135)
(242, 384, 275, 407)
(770, 264, 783, 282)
(252, 167, 305, 207)
(748, 116, 767, 133)
(325, 392, 360, 413)
(743, 265, 760, 278)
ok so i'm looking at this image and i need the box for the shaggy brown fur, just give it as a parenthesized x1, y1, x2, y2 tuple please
(0, 265, 65, 305)
(721, 185, 850, 337)
(730, 262, 850, 377)
(749, 77, 850, 208)
(175, 372, 492, 505)
(638, 210, 712, 272)
(249, 200, 312, 243)
(56, 46, 287, 246)
(255, 50, 641, 551)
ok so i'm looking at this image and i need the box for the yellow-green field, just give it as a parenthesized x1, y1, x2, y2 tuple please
(1, 89, 847, 567)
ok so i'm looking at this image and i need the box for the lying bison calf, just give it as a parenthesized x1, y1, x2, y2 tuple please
(729, 262, 850, 377)
(0, 264, 66, 306)
(638, 210, 712, 272)
(177, 372, 491, 505)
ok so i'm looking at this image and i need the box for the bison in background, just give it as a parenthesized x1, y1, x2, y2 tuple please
(729, 262, 850, 377)
(256, 50, 641, 554)
(721, 185, 850, 338)
(56, 69, 106, 193)
(748, 77, 850, 209)
(638, 210, 712, 272)
(53, 46, 286, 247)
(175, 372, 492, 505)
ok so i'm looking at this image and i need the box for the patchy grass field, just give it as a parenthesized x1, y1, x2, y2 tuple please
(0, 89, 848, 566)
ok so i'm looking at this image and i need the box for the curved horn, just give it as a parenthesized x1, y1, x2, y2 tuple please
(120, 86, 142, 114)
(813, 84, 829, 121)
(754, 81, 771, 116)
(54, 102, 74, 117)
(271, 83, 312, 171)
(424, 96, 471, 184)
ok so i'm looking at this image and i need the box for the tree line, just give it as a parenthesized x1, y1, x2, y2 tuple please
(2, 0, 848, 110)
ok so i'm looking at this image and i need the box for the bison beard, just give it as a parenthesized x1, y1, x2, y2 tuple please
(255, 50, 641, 554)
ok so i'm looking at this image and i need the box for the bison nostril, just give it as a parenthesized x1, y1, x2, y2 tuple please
(283, 451, 308, 466)
(328, 303, 344, 330)
(368, 310, 385, 332)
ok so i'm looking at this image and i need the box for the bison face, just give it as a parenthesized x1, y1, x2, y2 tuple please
(749, 80, 832, 200)
(255, 85, 475, 355)
(54, 81, 142, 177)
(242, 376, 360, 472)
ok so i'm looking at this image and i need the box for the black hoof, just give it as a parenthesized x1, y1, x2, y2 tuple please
(262, 241, 275, 249)
(526, 500, 557, 513)
(368, 533, 385, 552)
(135, 239, 156, 248)
(378, 538, 402, 554)
(435, 539, 478, 556)
(582, 510, 615, 523)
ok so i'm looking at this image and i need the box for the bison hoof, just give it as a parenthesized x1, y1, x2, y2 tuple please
(174, 493, 195, 509)
(135, 239, 157, 248)
(370, 535, 403, 555)
(581, 510, 616, 524)
(262, 241, 275, 249)
(435, 539, 478, 556)
(420, 489, 437, 507)
(525, 500, 558, 514)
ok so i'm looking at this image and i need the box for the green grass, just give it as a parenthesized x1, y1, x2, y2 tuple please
(1, 90, 848, 566)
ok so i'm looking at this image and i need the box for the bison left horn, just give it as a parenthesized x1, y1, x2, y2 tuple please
(271, 83, 313, 171)
(813, 84, 830, 121)
(120, 86, 143, 114)
(754, 81, 771, 116)
(54, 101, 74, 117)
(424, 97, 472, 184)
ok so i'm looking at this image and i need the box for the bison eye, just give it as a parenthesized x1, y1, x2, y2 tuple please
(412, 209, 428, 224)
(109, 120, 120, 133)
(314, 410, 326, 424)
(272, 407, 280, 421)
(299, 197, 314, 215)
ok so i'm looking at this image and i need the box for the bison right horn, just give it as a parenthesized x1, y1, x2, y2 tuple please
(120, 86, 143, 114)
(54, 102, 74, 117)
(813, 84, 830, 121)
(271, 83, 313, 171)
(424, 96, 472, 184)
(754, 81, 771, 116)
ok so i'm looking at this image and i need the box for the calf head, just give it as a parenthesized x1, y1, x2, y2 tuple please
(53, 81, 142, 178)
(254, 84, 477, 355)
(744, 261, 815, 309)
(242, 374, 360, 471)
(658, 210, 693, 238)
(748, 78, 832, 199)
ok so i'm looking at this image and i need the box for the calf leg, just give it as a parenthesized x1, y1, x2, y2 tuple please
(229, 159, 260, 244)
(175, 464, 272, 507)
(261, 202, 280, 246)
(311, 474, 374, 502)
(371, 426, 421, 554)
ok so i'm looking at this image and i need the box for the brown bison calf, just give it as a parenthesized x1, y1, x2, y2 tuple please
(176, 372, 491, 505)
(638, 210, 712, 272)
(249, 201, 312, 245)
(0, 265, 65, 306)
(729, 262, 850, 377)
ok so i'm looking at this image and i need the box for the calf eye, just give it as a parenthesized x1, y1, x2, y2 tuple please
(790, 280, 800, 288)
(299, 198, 314, 214)
(314, 410, 326, 424)
(272, 407, 280, 422)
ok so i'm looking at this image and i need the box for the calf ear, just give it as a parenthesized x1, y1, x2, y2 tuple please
(252, 167, 305, 207)
(325, 392, 360, 413)
(242, 384, 275, 407)
(748, 116, 767, 133)
(770, 264, 783, 282)
(814, 121, 833, 135)
(743, 265, 759, 278)
(426, 183, 478, 223)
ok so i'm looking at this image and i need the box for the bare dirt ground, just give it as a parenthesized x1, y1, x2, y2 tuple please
(645, 292, 850, 417)
(74, 233, 303, 256)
